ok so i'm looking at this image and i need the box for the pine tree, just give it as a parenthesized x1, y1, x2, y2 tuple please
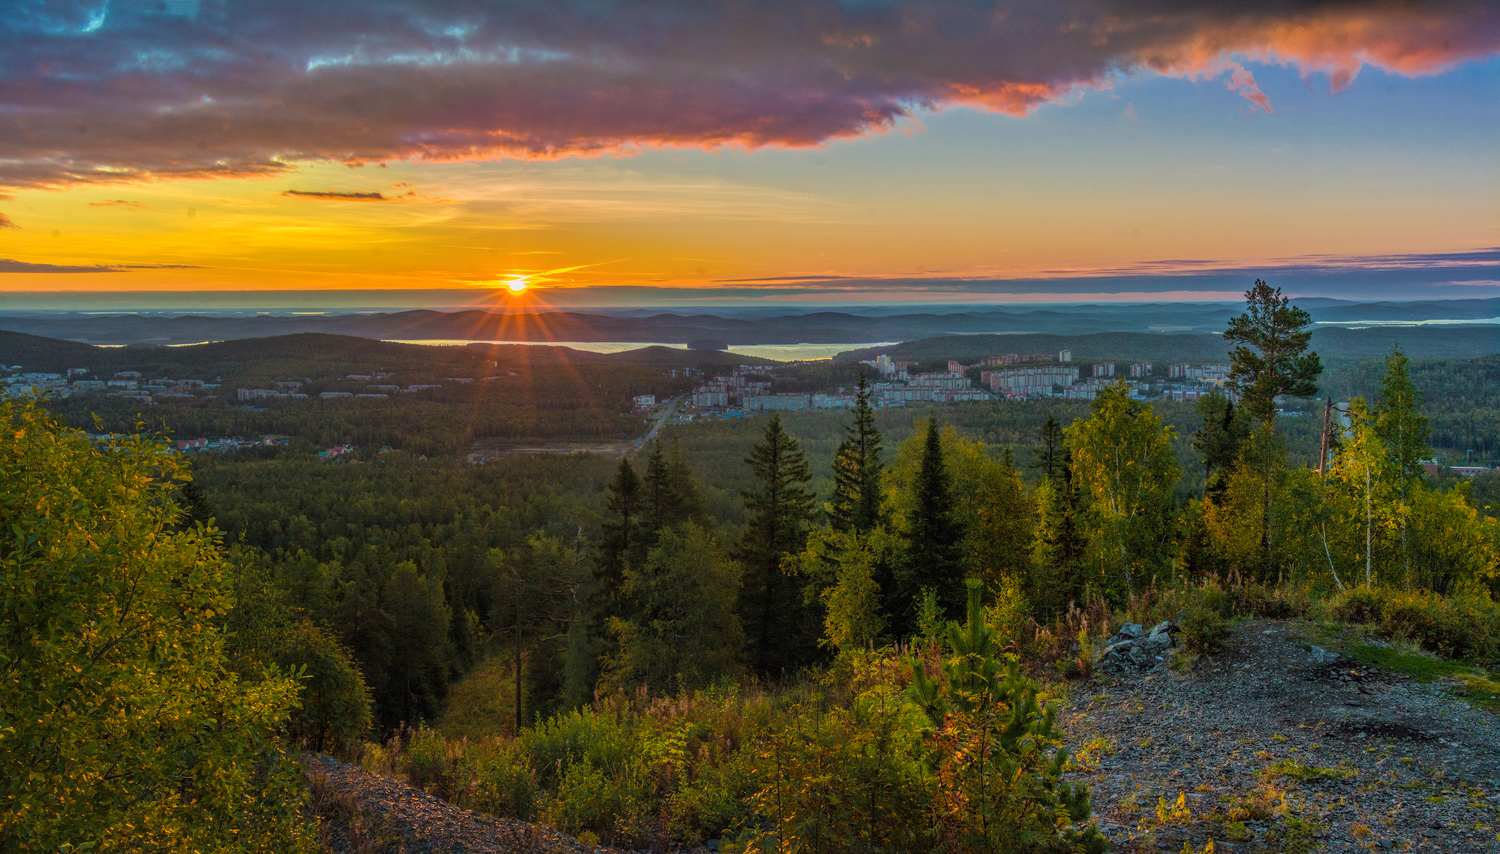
(899, 418, 967, 628)
(739, 414, 818, 674)
(1224, 279, 1323, 426)
(828, 375, 886, 533)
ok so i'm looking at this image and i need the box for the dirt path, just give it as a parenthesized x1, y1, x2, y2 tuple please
(1060, 619, 1500, 853)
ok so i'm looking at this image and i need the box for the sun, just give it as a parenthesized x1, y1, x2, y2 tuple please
(505, 275, 529, 293)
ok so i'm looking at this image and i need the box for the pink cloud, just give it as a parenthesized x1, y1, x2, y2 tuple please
(0, 2, 1495, 189)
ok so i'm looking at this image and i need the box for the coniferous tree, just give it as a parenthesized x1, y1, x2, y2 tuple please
(1192, 390, 1249, 500)
(828, 375, 886, 534)
(589, 457, 643, 688)
(640, 440, 677, 546)
(597, 457, 642, 612)
(1374, 345, 1430, 483)
(1032, 449, 1086, 616)
(1224, 279, 1322, 426)
(666, 436, 708, 525)
(739, 414, 818, 674)
(1032, 415, 1065, 481)
(899, 418, 967, 628)
(639, 438, 703, 550)
(1373, 345, 1431, 585)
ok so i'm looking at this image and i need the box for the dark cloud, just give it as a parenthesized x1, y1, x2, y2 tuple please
(0, 212, 15, 228)
(283, 190, 388, 201)
(0, 258, 203, 273)
(87, 199, 146, 209)
(2, 1, 1497, 189)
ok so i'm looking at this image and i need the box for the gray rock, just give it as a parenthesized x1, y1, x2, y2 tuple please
(1149, 620, 1176, 637)
(1309, 644, 1340, 664)
(1144, 632, 1173, 649)
(1117, 622, 1144, 639)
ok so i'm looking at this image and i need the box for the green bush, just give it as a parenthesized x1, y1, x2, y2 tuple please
(1330, 587, 1384, 625)
(520, 708, 634, 786)
(405, 724, 456, 797)
(459, 740, 539, 821)
(1178, 601, 1229, 656)
(1329, 585, 1500, 664)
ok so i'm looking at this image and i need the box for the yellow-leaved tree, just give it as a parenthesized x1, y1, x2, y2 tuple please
(0, 399, 314, 852)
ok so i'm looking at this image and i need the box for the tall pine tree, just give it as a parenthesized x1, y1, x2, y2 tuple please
(739, 414, 818, 674)
(828, 375, 886, 534)
(898, 418, 967, 629)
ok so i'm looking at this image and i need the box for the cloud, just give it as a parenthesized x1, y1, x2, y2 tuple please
(283, 189, 389, 201)
(0, 259, 203, 273)
(1, 2, 1496, 189)
(0, 212, 15, 228)
(87, 199, 146, 209)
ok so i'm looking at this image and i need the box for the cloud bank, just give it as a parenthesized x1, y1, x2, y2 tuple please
(2, 1, 1497, 190)
(283, 190, 389, 201)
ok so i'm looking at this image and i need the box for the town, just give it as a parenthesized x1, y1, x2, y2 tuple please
(671, 350, 1238, 418)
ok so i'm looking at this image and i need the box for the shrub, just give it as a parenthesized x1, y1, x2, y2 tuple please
(1328, 585, 1500, 664)
(1379, 587, 1500, 663)
(519, 707, 634, 787)
(1330, 587, 1384, 625)
(405, 724, 458, 797)
(1178, 600, 1229, 656)
(458, 740, 539, 821)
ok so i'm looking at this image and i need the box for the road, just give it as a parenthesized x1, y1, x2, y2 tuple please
(631, 394, 683, 456)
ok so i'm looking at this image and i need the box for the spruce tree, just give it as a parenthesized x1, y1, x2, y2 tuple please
(640, 439, 695, 549)
(739, 414, 818, 674)
(590, 457, 642, 680)
(828, 375, 886, 533)
(899, 418, 967, 628)
(1374, 345, 1430, 482)
(1032, 415, 1065, 481)
(598, 457, 642, 606)
(1192, 390, 1249, 501)
(1373, 345, 1430, 585)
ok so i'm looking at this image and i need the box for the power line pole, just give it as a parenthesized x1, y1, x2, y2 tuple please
(1318, 399, 1332, 478)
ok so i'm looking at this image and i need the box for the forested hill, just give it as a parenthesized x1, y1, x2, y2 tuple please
(4, 297, 1499, 347)
(0, 331, 773, 378)
(840, 325, 1500, 364)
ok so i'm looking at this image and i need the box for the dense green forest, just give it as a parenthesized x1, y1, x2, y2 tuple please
(6, 292, 1500, 851)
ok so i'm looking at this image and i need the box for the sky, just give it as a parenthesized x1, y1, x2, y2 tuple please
(2, 0, 1498, 307)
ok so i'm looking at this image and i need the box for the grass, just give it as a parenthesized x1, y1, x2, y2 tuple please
(1265, 758, 1356, 784)
(435, 655, 518, 741)
(1343, 641, 1500, 712)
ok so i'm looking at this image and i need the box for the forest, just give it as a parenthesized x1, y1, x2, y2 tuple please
(4, 284, 1500, 853)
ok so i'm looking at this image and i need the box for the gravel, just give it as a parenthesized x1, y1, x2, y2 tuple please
(1059, 619, 1500, 853)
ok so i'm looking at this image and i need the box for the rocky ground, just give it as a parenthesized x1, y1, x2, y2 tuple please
(1060, 619, 1500, 853)
(306, 755, 615, 854)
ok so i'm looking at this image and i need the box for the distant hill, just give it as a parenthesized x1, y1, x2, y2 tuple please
(3, 298, 1495, 347)
(0, 331, 776, 378)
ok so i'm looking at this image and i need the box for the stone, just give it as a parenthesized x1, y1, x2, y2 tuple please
(1117, 622, 1144, 639)
(1149, 620, 1175, 637)
(1309, 644, 1340, 664)
(1144, 632, 1173, 649)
